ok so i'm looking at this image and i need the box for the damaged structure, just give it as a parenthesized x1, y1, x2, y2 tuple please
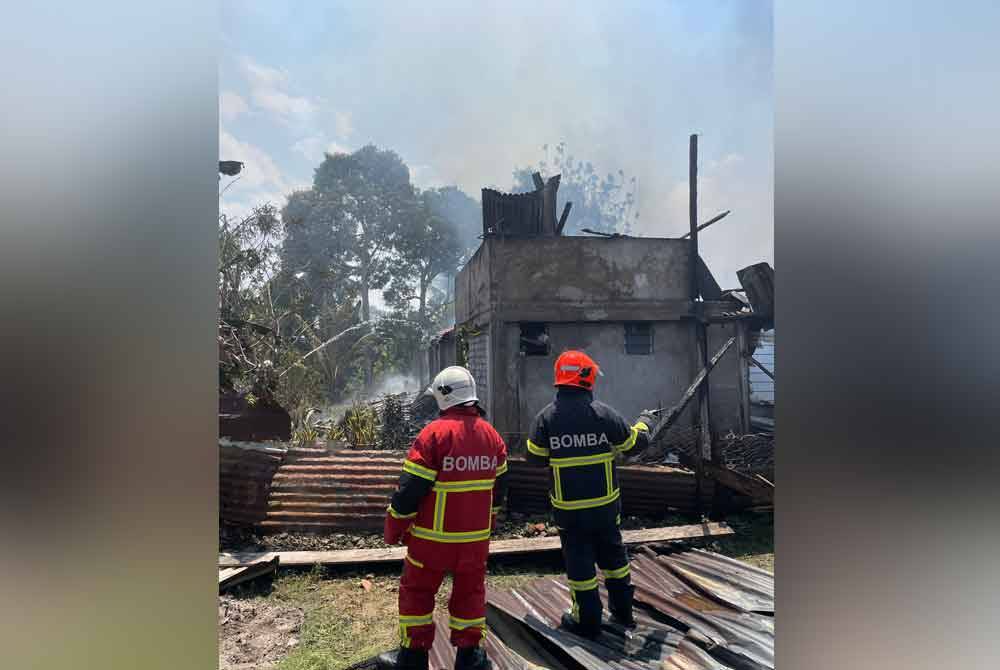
(424, 168, 774, 457)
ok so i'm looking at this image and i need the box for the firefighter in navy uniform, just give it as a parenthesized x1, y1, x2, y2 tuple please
(377, 366, 508, 670)
(526, 350, 658, 638)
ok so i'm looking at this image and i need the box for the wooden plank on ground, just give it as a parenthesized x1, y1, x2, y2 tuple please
(218, 522, 734, 568)
(219, 556, 279, 591)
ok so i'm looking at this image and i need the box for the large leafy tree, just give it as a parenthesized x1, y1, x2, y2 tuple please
(280, 145, 418, 389)
(512, 142, 639, 235)
(385, 191, 464, 328)
(283, 144, 417, 323)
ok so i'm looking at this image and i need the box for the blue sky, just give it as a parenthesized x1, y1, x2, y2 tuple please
(219, 1, 772, 287)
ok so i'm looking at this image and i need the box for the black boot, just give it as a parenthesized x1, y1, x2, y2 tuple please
(454, 645, 492, 670)
(609, 610, 636, 628)
(559, 611, 600, 639)
(608, 583, 636, 629)
(376, 647, 429, 670)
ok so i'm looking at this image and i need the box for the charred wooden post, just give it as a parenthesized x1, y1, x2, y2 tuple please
(688, 135, 709, 515)
(556, 202, 573, 236)
(541, 174, 561, 235)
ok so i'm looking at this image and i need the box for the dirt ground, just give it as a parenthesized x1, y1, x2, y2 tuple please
(219, 595, 306, 670)
(218, 510, 773, 670)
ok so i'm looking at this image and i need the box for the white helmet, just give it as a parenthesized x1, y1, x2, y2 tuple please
(428, 366, 478, 411)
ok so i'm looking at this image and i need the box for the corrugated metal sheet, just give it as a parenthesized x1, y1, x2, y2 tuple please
(260, 448, 405, 532)
(219, 442, 285, 525)
(482, 548, 774, 670)
(222, 446, 725, 534)
(506, 460, 716, 515)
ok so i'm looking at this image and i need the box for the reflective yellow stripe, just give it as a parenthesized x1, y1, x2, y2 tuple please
(433, 478, 495, 492)
(613, 426, 640, 453)
(388, 504, 417, 520)
(550, 488, 620, 511)
(403, 459, 437, 481)
(549, 451, 615, 467)
(526, 439, 549, 457)
(496, 460, 508, 475)
(603, 564, 630, 580)
(399, 613, 434, 648)
(433, 491, 446, 531)
(567, 576, 598, 591)
(448, 615, 486, 630)
(634, 421, 649, 433)
(491, 506, 502, 514)
(410, 526, 492, 543)
(404, 553, 424, 568)
(604, 460, 613, 496)
(553, 466, 564, 501)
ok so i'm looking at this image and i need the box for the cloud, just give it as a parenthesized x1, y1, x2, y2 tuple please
(219, 90, 248, 121)
(291, 134, 352, 164)
(334, 111, 353, 138)
(219, 129, 304, 218)
(241, 57, 317, 126)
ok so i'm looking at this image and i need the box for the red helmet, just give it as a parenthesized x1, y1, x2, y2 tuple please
(553, 350, 603, 389)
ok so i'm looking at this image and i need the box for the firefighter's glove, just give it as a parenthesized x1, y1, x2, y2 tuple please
(634, 412, 659, 434)
(383, 511, 412, 545)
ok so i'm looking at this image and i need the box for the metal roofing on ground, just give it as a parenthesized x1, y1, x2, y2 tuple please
(411, 547, 774, 670)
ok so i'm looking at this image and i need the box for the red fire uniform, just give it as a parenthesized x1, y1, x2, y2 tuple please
(383, 405, 508, 650)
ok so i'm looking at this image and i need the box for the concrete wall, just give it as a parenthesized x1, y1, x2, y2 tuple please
(455, 242, 492, 326)
(455, 236, 692, 324)
(453, 235, 745, 448)
(486, 320, 743, 449)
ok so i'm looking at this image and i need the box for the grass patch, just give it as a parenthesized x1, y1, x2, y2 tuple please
(708, 510, 774, 571)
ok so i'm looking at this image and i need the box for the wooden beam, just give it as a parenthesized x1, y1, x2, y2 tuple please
(736, 323, 752, 435)
(749, 355, 774, 380)
(219, 556, 279, 591)
(644, 336, 736, 446)
(703, 462, 774, 505)
(555, 202, 572, 235)
(218, 523, 734, 568)
(681, 210, 731, 239)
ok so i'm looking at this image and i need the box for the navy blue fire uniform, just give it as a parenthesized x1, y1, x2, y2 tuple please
(527, 386, 652, 635)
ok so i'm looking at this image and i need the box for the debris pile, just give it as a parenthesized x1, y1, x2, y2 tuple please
(632, 424, 774, 477)
(334, 391, 439, 450)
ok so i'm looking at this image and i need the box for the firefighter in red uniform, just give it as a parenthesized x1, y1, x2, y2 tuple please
(377, 366, 508, 670)
(526, 350, 658, 639)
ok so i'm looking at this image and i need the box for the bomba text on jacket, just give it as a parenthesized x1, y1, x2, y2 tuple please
(441, 455, 500, 472)
(549, 433, 610, 450)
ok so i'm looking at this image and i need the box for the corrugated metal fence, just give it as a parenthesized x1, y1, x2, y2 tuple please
(221, 447, 722, 534)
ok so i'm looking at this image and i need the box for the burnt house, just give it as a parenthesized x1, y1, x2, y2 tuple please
(427, 174, 771, 451)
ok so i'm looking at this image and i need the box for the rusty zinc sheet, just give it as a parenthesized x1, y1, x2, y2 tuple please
(219, 441, 285, 525)
(231, 448, 727, 534)
(484, 548, 774, 670)
(427, 612, 538, 670)
(260, 448, 406, 533)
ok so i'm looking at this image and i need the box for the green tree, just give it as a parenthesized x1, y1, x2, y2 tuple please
(512, 142, 639, 235)
(280, 145, 417, 389)
(384, 191, 464, 328)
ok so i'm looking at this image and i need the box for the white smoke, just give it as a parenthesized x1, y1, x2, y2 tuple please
(368, 372, 421, 398)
